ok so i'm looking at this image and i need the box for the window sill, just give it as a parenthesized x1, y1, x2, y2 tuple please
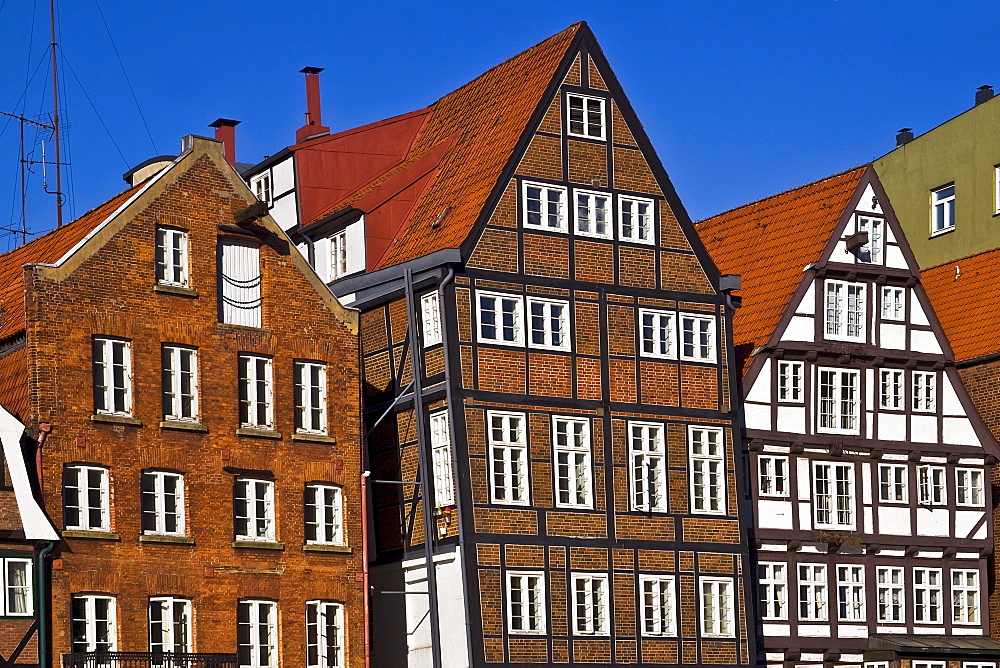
(303, 544, 352, 554)
(91, 414, 141, 426)
(160, 420, 208, 433)
(139, 534, 194, 545)
(236, 428, 282, 440)
(233, 540, 284, 550)
(929, 227, 955, 238)
(153, 284, 198, 298)
(291, 432, 336, 445)
(62, 530, 120, 541)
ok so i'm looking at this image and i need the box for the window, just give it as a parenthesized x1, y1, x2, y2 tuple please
(640, 576, 677, 636)
(758, 563, 787, 621)
(876, 566, 905, 623)
(837, 565, 865, 622)
(93, 337, 132, 416)
(813, 462, 855, 529)
(932, 184, 955, 234)
(477, 291, 524, 346)
(882, 286, 905, 321)
(430, 411, 455, 506)
(690, 427, 725, 514)
(995, 165, 1000, 215)
(629, 422, 667, 512)
(305, 484, 343, 546)
(914, 664, 946, 668)
(220, 241, 262, 327)
(619, 196, 654, 244)
(522, 181, 568, 231)
(64, 465, 110, 531)
(956, 468, 985, 507)
(824, 280, 866, 342)
(141, 471, 185, 536)
(700, 577, 734, 637)
(239, 355, 273, 430)
(913, 568, 943, 623)
(758, 456, 788, 497)
(506, 571, 545, 634)
(238, 600, 277, 668)
(330, 230, 347, 280)
(913, 371, 936, 412)
(798, 564, 828, 621)
(818, 368, 860, 434)
(553, 417, 592, 509)
(252, 172, 272, 206)
(574, 190, 612, 238)
(421, 292, 443, 347)
(149, 597, 191, 653)
(72, 595, 116, 653)
(879, 369, 904, 411)
(156, 227, 189, 287)
(680, 314, 716, 362)
(566, 94, 605, 140)
(1, 558, 31, 616)
(162, 345, 198, 422)
(235, 478, 275, 542)
(918, 465, 946, 505)
(952, 569, 980, 625)
(856, 216, 884, 264)
(295, 361, 327, 434)
(777, 361, 803, 403)
(488, 412, 528, 505)
(526, 297, 570, 351)
(878, 464, 908, 503)
(639, 309, 675, 359)
(571, 574, 609, 635)
(306, 601, 344, 668)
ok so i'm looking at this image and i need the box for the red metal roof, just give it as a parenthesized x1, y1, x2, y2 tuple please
(922, 248, 1000, 363)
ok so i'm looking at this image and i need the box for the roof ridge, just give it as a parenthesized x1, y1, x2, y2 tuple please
(923, 246, 1000, 272)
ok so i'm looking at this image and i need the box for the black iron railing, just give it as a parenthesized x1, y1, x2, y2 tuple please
(62, 652, 238, 668)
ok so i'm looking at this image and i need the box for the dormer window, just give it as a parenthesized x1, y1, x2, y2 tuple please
(856, 216, 883, 264)
(331, 230, 348, 280)
(566, 94, 605, 140)
(824, 280, 865, 342)
(252, 172, 272, 206)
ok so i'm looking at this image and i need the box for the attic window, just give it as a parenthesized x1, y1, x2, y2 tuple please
(252, 173, 272, 206)
(567, 94, 605, 140)
(855, 216, 883, 264)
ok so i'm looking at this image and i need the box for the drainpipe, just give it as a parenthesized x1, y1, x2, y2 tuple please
(35, 540, 56, 668)
(361, 470, 371, 668)
(35, 423, 51, 492)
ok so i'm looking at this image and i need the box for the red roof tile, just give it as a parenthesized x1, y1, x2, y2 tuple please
(921, 248, 1000, 362)
(0, 346, 29, 423)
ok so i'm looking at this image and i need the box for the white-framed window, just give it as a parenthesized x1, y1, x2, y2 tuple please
(574, 189, 612, 239)
(252, 172, 272, 206)
(477, 291, 524, 346)
(522, 181, 568, 232)
(628, 422, 666, 512)
(238, 599, 277, 668)
(156, 227, 189, 287)
(777, 361, 803, 403)
(757, 455, 788, 497)
(220, 241, 262, 327)
(141, 471, 185, 536)
(913, 567, 943, 624)
(856, 215, 884, 264)
(879, 369, 904, 411)
(867, 663, 890, 668)
(72, 594, 117, 653)
(526, 296, 570, 351)
(699, 577, 735, 637)
(619, 195, 654, 244)
(918, 465, 947, 506)
(813, 462, 855, 529)
(506, 571, 545, 634)
(932, 184, 955, 234)
(63, 465, 110, 531)
(690, 426, 725, 514)
(914, 663, 947, 668)
(964, 664, 995, 668)
(571, 573, 609, 635)
(239, 355, 273, 430)
(295, 361, 327, 434)
(330, 230, 348, 280)
(680, 313, 716, 362)
(878, 464, 908, 503)
(305, 484, 343, 546)
(824, 280, 866, 342)
(912, 371, 936, 412)
(553, 416, 592, 509)
(430, 411, 455, 506)
(956, 468, 985, 507)
(758, 562, 787, 621)
(306, 600, 344, 668)
(93, 337, 132, 416)
(162, 345, 198, 422)
(876, 566, 905, 623)
(995, 165, 1000, 215)
(421, 292, 443, 347)
(817, 368, 860, 434)
(639, 309, 675, 359)
(837, 565, 865, 622)
(798, 563, 828, 621)
(881, 286, 905, 321)
(148, 596, 191, 653)
(566, 93, 606, 140)
(639, 575, 677, 636)
(234, 478, 275, 542)
(952, 569, 980, 625)
(488, 411, 529, 505)
(1, 558, 32, 616)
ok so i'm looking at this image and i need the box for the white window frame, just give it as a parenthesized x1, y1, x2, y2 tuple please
(638, 309, 676, 359)
(156, 227, 189, 288)
(952, 569, 980, 625)
(956, 468, 985, 507)
(876, 566, 905, 624)
(64, 465, 110, 532)
(421, 291, 443, 347)
(93, 337, 132, 416)
(679, 313, 717, 362)
(306, 600, 344, 668)
(878, 463, 908, 504)
(330, 230, 348, 280)
(913, 567, 943, 624)
(757, 455, 788, 498)
(856, 215, 884, 264)
(295, 361, 327, 435)
(912, 371, 936, 412)
(521, 180, 568, 232)
(148, 596, 191, 654)
(690, 426, 725, 515)
(526, 296, 571, 351)
(506, 571, 546, 635)
(837, 565, 866, 622)
(914, 663, 947, 668)
(430, 411, 455, 507)
(964, 664, 994, 668)
(881, 286, 905, 321)
(758, 562, 787, 621)
(238, 599, 277, 668)
(619, 195, 654, 244)
(163, 345, 198, 422)
(566, 93, 606, 140)
(234, 478, 275, 542)
(628, 421, 667, 512)
(639, 575, 677, 636)
(239, 355, 274, 430)
(932, 184, 955, 235)
(918, 465, 947, 506)
(476, 291, 525, 346)
(699, 577, 735, 637)
(252, 172, 273, 206)
(573, 189, 613, 239)
(813, 461, 856, 530)
(571, 573, 609, 636)
(817, 368, 860, 434)
(2, 558, 32, 616)
(777, 361, 803, 403)
(552, 416, 592, 509)
(995, 165, 1000, 215)
(72, 594, 117, 653)
(488, 411, 529, 505)
(798, 563, 828, 622)
(305, 484, 343, 546)
(141, 471, 185, 536)
(824, 280, 866, 342)
(879, 369, 904, 411)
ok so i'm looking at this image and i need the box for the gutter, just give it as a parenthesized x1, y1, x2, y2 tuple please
(955, 349, 1000, 369)
(35, 540, 56, 668)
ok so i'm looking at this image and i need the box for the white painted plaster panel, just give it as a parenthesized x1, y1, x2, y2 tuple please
(916, 508, 949, 537)
(272, 156, 295, 194)
(910, 330, 942, 354)
(763, 445, 791, 453)
(747, 359, 771, 403)
(858, 185, 881, 214)
(766, 653, 786, 661)
(758, 500, 794, 530)
(878, 506, 911, 535)
(957, 552, 980, 559)
(956, 511, 983, 539)
(745, 402, 772, 431)
(269, 191, 298, 231)
(943, 417, 979, 447)
(797, 459, 811, 500)
(915, 551, 943, 559)
(865, 368, 874, 408)
(921, 456, 947, 464)
(797, 625, 831, 637)
(863, 506, 873, 534)
(885, 244, 906, 269)
(878, 413, 906, 441)
(912, 626, 946, 634)
(781, 315, 814, 342)
(910, 415, 938, 443)
(801, 654, 825, 662)
(798, 503, 812, 531)
(951, 627, 986, 635)
(942, 375, 964, 416)
(866, 411, 874, 439)
(861, 464, 873, 504)
(776, 406, 806, 434)
(879, 324, 906, 349)
(763, 624, 791, 636)
(911, 292, 929, 325)
(837, 625, 868, 638)
(346, 217, 367, 275)
(876, 626, 907, 634)
(797, 282, 816, 315)
(313, 236, 331, 282)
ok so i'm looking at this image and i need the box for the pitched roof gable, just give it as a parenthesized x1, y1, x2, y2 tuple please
(921, 248, 1000, 363)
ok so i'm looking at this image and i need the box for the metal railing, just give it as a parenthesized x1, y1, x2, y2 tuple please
(63, 652, 238, 668)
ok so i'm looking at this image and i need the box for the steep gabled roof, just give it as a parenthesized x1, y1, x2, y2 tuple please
(921, 248, 1000, 363)
(696, 166, 868, 373)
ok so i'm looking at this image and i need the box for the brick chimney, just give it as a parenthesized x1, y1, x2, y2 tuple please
(296, 67, 331, 143)
(209, 118, 240, 165)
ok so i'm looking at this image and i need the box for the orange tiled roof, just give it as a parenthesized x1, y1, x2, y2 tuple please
(696, 166, 868, 375)
(922, 248, 1000, 362)
(0, 346, 29, 422)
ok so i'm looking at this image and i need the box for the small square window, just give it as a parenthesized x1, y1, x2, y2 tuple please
(956, 468, 985, 507)
(638, 309, 675, 359)
(824, 280, 866, 342)
(917, 465, 947, 505)
(679, 313, 716, 362)
(522, 181, 567, 232)
(881, 286, 905, 321)
(878, 464, 908, 503)
(252, 173, 273, 206)
(566, 94, 606, 140)
(912, 371, 936, 412)
(571, 573, 609, 635)
(488, 411, 529, 505)
(526, 297, 570, 351)
(506, 571, 546, 634)
(619, 196, 654, 244)
(879, 369, 904, 410)
(477, 291, 524, 346)
(574, 189, 612, 239)
(639, 575, 677, 636)
(777, 361, 803, 403)
(932, 184, 955, 234)
(156, 227, 189, 288)
(757, 455, 788, 497)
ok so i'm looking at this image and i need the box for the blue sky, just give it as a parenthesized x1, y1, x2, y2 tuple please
(1, 0, 998, 248)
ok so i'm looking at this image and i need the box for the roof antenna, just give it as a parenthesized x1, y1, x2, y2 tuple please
(46, 0, 64, 227)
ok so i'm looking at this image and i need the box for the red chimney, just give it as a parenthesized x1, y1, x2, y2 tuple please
(296, 67, 331, 143)
(209, 118, 240, 165)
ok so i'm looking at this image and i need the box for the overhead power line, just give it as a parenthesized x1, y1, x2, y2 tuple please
(58, 47, 129, 168)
